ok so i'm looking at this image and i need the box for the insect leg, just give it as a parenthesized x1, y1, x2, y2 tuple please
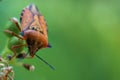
(16, 52, 27, 59)
(4, 30, 25, 40)
(10, 17, 21, 31)
(10, 44, 26, 60)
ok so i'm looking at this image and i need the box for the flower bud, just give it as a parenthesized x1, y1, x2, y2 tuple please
(23, 64, 35, 71)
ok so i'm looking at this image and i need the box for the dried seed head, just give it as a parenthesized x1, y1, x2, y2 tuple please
(0, 63, 5, 67)
(23, 63, 35, 71)
(29, 65, 35, 71)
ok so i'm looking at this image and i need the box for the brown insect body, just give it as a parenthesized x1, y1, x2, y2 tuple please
(4, 4, 54, 70)
(20, 4, 49, 57)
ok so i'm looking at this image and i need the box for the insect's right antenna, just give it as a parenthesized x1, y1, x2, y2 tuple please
(35, 54, 55, 70)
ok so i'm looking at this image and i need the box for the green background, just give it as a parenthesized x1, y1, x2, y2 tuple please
(0, 0, 120, 80)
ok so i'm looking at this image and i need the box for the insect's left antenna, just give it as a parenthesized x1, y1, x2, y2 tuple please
(35, 54, 55, 70)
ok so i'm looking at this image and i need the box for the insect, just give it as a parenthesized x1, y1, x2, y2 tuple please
(4, 4, 54, 70)
(20, 4, 51, 57)
(5, 4, 50, 58)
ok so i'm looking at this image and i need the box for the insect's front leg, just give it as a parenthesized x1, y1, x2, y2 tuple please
(16, 52, 27, 59)
(10, 17, 21, 31)
(4, 30, 25, 40)
(10, 44, 26, 60)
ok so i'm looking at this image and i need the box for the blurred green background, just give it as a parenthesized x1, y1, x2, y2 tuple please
(0, 0, 120, 80)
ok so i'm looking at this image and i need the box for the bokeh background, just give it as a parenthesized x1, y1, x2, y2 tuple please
(0, 0, 120, 80)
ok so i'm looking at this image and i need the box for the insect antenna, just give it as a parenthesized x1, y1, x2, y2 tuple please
(35, 54, 55, 70)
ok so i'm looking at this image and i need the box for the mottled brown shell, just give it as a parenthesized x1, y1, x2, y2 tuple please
(20, 4, 49, 57)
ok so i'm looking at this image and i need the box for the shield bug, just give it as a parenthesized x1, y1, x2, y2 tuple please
(4, 4, 50, 58)
(4, 4, 54, 70)
(20, 4, 51, 57)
